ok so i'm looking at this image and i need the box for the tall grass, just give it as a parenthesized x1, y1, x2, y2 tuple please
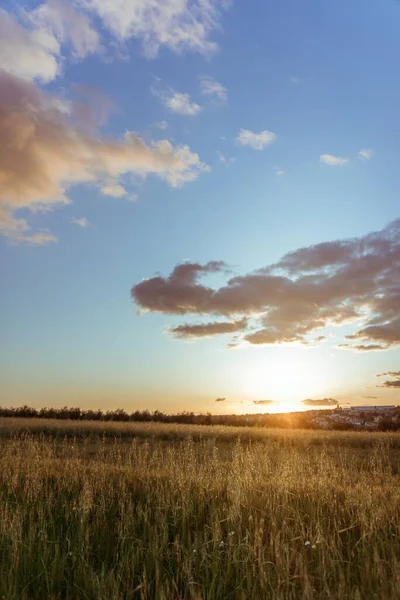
(1, 422, 400, 599)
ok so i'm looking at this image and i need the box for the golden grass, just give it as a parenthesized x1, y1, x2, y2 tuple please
(1, 419, 400, 599)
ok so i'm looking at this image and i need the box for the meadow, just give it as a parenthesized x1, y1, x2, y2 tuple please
(1, 418, 400, 599)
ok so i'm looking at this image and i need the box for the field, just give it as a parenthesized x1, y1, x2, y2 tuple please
(1, 419, 400, 599)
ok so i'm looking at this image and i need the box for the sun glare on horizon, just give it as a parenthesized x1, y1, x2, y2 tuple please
(241, 355, 328, 409)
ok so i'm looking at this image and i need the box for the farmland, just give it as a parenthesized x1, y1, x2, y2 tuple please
(1, 418, 400, 599)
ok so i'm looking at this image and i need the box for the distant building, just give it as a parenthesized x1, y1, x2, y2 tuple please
(345, 405, 395, 412)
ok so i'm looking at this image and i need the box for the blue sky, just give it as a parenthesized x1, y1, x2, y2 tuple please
(1, 0, 399, 413)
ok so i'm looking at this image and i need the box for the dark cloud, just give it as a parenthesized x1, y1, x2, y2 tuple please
(338, 343, 389, 351)
(376, 371, 400, 390)
(215, 397, 226, 402)
(168, 317, 248, 339)
(376, 371, 400, 389)
(302, 398, 338, 407)
(253, 400, 275, 406)
(131, 220, 400, 348)
(362, 396, 378, 400)
(376, 371, 400, 378)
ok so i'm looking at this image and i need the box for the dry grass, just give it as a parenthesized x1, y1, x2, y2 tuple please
(1, 419, 400, 599)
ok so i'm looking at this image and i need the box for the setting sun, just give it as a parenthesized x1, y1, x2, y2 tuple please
(240, 354, 328, 407)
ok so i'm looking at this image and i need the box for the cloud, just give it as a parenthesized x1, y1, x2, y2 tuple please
(131, 219, 400, 349)
(289, 76, 301, 84)
(0, 70, 209, 243)
(273, 167, 285, 177)
(320, 154, 350, 167)
(168, 317, 248, 339)
(376, 371, 400, 389)
(362, 396, 378, 400)
(337, 343, 389, 352)
(215, 397, 226, 402)
(84, 0, 229, 58)
(162, 91, 201, 116)
(359, 148, 374, 160)
(302, 398, 338, 407)
(71, 217, 88, 228)
(237, 129, 277, 150)
(100, 181, 127, 197)
(200, 76, 227, 103)
(217, 151, 234, 164)
(0, 1, 99, 83)
(154, 121, 168, 131)
(253, 400, 274, 406)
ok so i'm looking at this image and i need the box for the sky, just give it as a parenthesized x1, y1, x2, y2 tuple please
(1, 0, 399, 414)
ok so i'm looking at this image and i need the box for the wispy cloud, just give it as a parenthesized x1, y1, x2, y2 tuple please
(320, 154, 350, 167)
(84, 0, 230, 58)
(71, 217, 88, 228)
(302, 398, 338, 406)
(358, 148, 374, 160)
(236, 129, 277, 150)
(168, 318, 248, 339)
(154, 120, 168, 131)
(132, 219, 400, 351)
(253, 400, 274, 406)
(217, 151, 234, 164)
(199, 76, 227, 103)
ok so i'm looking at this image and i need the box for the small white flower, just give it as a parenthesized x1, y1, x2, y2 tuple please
(219, 540, 225, 548)
(305, 541, 311, 546)
(228, 531, 235, 537)
(192, 549, 197, 555)
(312, 544, 317, 549)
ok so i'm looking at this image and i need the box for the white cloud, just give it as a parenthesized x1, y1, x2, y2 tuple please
(289, 76, 301, 84)
(359, 148, 374, 160)
(320, 154, 350, 167)
(154, 120, 168, 131)
(163, 91, 201, 116)
(200, 76, 227, 103)
(0, 71, 209, 244)
(0, 1, 99, 83)
(217, 150, 234, 164)
(273, 167, 285, 177)
(84, 0, 229, 58)
(100, 181, 127, 197)
(236, 129, 277, 150)
(71, 217, 89, 228)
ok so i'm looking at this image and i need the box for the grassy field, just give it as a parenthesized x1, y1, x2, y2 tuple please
(1, 419, 400, 599)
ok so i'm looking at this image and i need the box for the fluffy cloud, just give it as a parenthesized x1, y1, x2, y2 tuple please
(200, 76, 227, 103)
(376, 371, 400, 388)
(162, 91, 201, 116)
(131, 219, 400, 349)
(359, 148, 374, 160)
(168, 317, 248, 339)
(84, 0, 229, 58)
(0, 70, 209, 243)
(320, 154, 350, 167)
(236, 129, 277, 150)
(302, 398, 338, 406)
(0, 1, 99, 83)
